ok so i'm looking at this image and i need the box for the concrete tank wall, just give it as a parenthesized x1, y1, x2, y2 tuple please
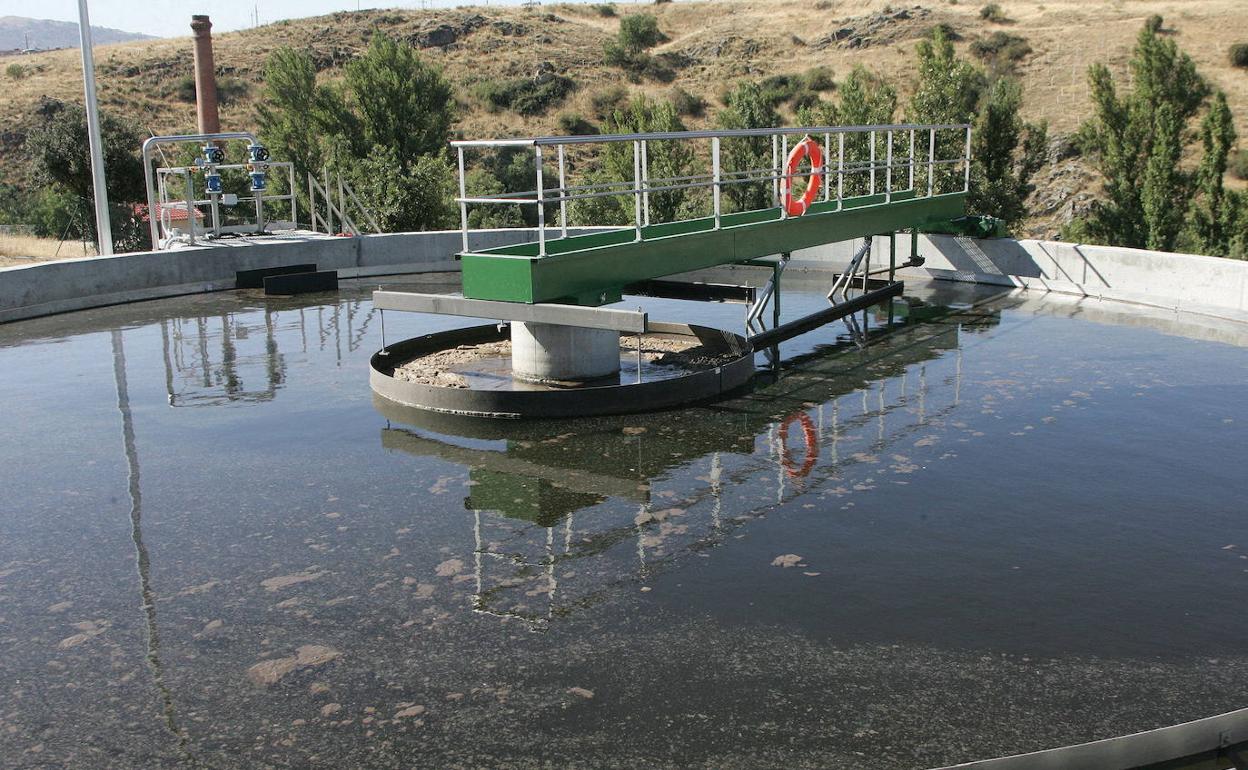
(6, 226, 1248, 326)
(786, 235, 1248, 324)
(0, 228, 605, 324)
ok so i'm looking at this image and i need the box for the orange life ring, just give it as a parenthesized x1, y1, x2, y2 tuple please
(778, 411, 819, 478)
(781, 136, 824, 217)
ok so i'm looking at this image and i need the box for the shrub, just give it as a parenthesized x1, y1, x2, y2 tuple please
(670, 86, 705, 117)
(6, 63, 25, 80)
(170, 74, 250, 105)
(617, 13, 664, 53)
(1231, 43, 1248, 68)
(591, 85, 629, 118)
(979, 3, 1008, 22)
(558, 113, 598, 135)
(1144, 14, 1164, 34)
(970, 32, 1031, 64)
(594, 3, 616, 16)
(805, 66, 835, 92)
(474, 74, 576, 116)
(1231, 150, 1248, 181)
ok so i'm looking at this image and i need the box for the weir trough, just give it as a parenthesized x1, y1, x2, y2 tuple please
(371, 123, 977, 416)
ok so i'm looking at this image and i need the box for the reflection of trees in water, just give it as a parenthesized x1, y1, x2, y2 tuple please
(159, 299, 374, 407)
(385, 306, 1001, 631)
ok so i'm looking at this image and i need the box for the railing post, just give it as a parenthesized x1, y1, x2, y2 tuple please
(780, 133, 789, 219)
(289, 164, 297, 229)
(712, 136, 721, 230)
(823, 133, 831, 202)
(324, 167, 333, 234)
(869, 130, 876, 197)
(640, 139, 650, 227)
(771, 134, 779, 208)
(632, 140, 642, 242)
(535, 144, 546, 257)
(557, 144, 568, 238)
(837, 132, 845, 210)
(963, 125, 972, 193)
(908, 129, 915, 192)
(308, 172, 316, 233)
(928, 128, 936, 197)
(885, 130, 893, 204)
(457, 146, 468, 252)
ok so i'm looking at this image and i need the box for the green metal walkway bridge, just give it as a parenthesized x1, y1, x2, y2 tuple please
(374, 122, 978, 381)
(449, 123, 973, 308)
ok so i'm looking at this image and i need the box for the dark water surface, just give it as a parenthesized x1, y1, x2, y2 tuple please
(2, 275, 1247, 769)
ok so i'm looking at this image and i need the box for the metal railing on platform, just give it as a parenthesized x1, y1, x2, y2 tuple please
(451, 123, 972, 256)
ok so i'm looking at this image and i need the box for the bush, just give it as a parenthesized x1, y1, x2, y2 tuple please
(1144, 14, 1164, 34)
(591, 85, 629, 118)
(558, 113, 598, 135)
(617, 13, 664, 53)
(1231, 43, 1248, 68)
(6, 63, 25, 80)
(970, 32, 1031, 64)
(475, 74, 576, 116)
(170, 74, 250, 105)
(979, 3, 1008, 22)
(594, 3, 616, 16)
(1231, 150, 1248, 181)
(805, 66, 835, 92)
(670, 86, 705, 117)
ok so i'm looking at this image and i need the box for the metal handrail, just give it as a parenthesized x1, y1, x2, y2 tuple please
(453, 123, 973, 256)
(451, 122, 971, 147)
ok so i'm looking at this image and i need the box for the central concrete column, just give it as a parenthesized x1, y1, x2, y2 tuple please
(511, 322, 620, 383)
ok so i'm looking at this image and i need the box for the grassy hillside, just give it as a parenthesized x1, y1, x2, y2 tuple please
(1, 0, 1245, 238)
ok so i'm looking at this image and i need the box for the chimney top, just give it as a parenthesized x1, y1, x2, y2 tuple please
(191, 15, 212, 33)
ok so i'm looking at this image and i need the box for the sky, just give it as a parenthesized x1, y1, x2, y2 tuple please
(24, 0, 566, 39)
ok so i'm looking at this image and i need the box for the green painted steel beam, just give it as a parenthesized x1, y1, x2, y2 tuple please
(460, 191, 966, 306)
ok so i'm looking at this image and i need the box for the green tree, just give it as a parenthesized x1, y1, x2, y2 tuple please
(617, 14, 663, 53)
(570, 96, 693, 226)
(798, 66, 897, 196)
(343, 34, 453, 165)
(715, 82, 780, 213)
(970, 78, 1047, 227)
(256, 47, 331, 180)
(908, 27, 987, 196)
(256, 33, 457, 232)
(27, 99, 146, 248)
(1187, 92, 1245, 256)
(1075, 21, 1210, 251)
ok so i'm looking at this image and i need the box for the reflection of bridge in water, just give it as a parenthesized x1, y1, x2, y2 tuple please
(379, 295, 1004, 630)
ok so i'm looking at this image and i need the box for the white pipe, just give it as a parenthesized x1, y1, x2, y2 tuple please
(77, 0, 112, 255)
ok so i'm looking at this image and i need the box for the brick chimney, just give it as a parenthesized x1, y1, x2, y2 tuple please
(190, 15, 220, 135)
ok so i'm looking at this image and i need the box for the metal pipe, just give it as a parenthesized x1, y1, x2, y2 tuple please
(77, 0, 113, 255)
(144, 132, 256, 247)
(324, 167, 333, 234)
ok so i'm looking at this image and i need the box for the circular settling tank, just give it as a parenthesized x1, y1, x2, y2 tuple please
(369, 320, 754, 418)
(2, 275, 1248, 769)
